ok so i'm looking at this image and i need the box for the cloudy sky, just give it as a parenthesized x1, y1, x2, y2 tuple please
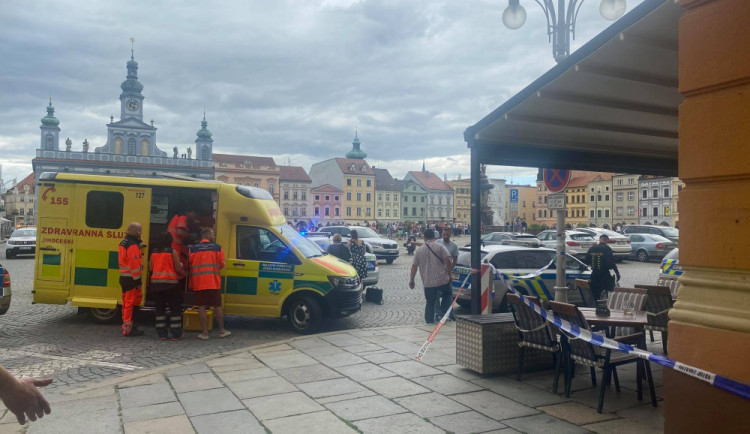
(1, 0, 642, 187)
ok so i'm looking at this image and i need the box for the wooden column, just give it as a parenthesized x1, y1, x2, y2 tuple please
(668, 0, 750, 431)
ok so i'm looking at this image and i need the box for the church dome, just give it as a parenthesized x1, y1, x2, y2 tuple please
(40, 102, 59, 127)
(345, 131, 367, 159)
(197, 116, 212, 139)
(121, 56, 144, 94)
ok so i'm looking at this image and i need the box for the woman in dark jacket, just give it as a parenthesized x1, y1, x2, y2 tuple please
(326, 233, 351, 262)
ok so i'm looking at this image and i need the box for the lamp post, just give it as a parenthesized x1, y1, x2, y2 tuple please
(502, 0, 628, 63)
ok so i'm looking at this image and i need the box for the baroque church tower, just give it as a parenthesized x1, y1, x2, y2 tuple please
(39, 97, 60, 151)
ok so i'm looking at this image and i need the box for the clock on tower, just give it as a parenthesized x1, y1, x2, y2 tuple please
(126, 99, 140, 111)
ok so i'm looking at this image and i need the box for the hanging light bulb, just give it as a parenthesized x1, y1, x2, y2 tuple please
(502, 0, 527, 30)
(599, 0, 627, 21)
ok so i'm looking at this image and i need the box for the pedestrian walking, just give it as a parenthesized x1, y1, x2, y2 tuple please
(327, 233, 351, 262)
(119, 222, 145, 337)
(436, 228, 459, 268)
(150, 232, 185, 341)
(584, 234, 621, 300)
(409, 229, 453, 324)
(189, 228, 231, 339)
(347, 230, 367, 280)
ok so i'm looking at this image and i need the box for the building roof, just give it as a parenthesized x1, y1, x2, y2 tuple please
(213, 153, 277, 169)
(278, 166, 311, 182)
(567, 174, 601, 188)
(408, 171, 453, 191)
(311, 184, 343, 193)
(373, 168, 399, 191)
(15, 173, 35, 192)
(335, 158, 374, 175)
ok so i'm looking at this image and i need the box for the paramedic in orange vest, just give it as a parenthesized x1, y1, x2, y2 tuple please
(167, 208, 197, 282)
(119, 222, 144, 337)
(150, 232, 186, 341)
(189, 228, 230, 339)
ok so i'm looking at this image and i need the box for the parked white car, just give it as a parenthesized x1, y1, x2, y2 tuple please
(575, 228, 632, 260)
(5, 227, 37, 259)
(536, 230, 596, 260)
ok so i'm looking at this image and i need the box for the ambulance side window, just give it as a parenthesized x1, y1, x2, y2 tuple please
(237, 226, 298, 264)
(86, 191, 124, 229)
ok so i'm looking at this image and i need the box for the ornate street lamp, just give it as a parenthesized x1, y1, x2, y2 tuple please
(502, 0, 627, 62)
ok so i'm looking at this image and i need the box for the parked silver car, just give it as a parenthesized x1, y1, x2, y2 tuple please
(622, 225, 679, 244)
(317, 226, 399, 264)
(536, 230, 596, 260)
(307, 234, 379, 289)
(626, 233, 677, 262)
(575, 228, 632, 260)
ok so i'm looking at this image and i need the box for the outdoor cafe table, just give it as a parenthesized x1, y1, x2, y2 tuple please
(579, 308, 648, 349)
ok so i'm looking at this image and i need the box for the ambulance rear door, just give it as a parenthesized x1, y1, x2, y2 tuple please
(70, 184, 152, 309)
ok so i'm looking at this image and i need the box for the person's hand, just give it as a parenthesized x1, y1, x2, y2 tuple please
(409, 281, 415, 289)
(1, 377, 53, 424)
(616, 273, 621, 282)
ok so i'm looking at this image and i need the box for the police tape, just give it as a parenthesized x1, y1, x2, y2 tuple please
(415, 272, 471, 362)
(499, 268, 750, 402)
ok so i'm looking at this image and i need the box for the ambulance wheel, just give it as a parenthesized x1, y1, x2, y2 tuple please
(287, 296, 322, 334)
(87, 307, 121, 324)
(636, 249, 649, 262)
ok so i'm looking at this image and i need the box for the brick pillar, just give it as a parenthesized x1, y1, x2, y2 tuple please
(667, 0, 750, 431)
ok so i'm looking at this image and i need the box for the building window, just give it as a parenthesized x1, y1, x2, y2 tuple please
(377, 209, 382, 217)
(284, 208, 289, 216)
(605, 209, 610, 217)
(653, 188, 659, 198)
(301, 208, 306, 216)
(366, 193, 371, 201)
(604, 194, 609, 201)
(385, 209, 390, 217)
(404, 207, 408, 216)
(346, 207, 352, 216)
(254, 183, 259, 188)
(347, 178, 352, 186)
(629, 178, 635, 185)
(590, 210, 595, 218)
(366, 180, 371, 187)
(346, 192, 352, 201)
(642, 207, 648, 217)
(45, 135, 53, 150)
(292, 207, 298, 217)
(269, 184, 274, 195)
(128, 138, 136, 155)
(628, 192, 635, 201)
(334, 207, 339, 216)
(356, 193, 361, 201)
(403, 196, 408, 202)
(616, 192, 623, 201)
(617, 179, 623, 186)
(617, 207, 624, 216)
(597, 210, 602, 218)
(385, 194, 390, 201)
(334, 195, 339, 201)
(366, 207, 371, 217)
(315, 195, 320, 201)
(301, 192, 306, 200)
(421, 196, 425, 202)
(284, 191, 289, 200)
(86, 191, 124, 229)
(412, 207, 417, 216)
(420, 207, 424, 215)
(292, 191, 298, 200)
(315, 207, 320, 216)
(642, 189, 648, 199)
(653, 207, 659, 217)
(356, 207, 362, 216)
(664, 188, 670, 198)
(324, 195, 329, 201)
(378, 194, 382, 202)
(628, 206, 635, 215)
(394, 209, 398, 217)
(325, 206, 330, 216)
(356, 179, 362, 187)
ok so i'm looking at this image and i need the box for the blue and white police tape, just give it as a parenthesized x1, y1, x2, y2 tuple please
(500, 269, 750, 402)
(416, 272, 471, 362)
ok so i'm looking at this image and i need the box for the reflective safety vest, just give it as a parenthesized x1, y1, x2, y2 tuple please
(189, 239, 225, 291)
(118, 235, 143, 281)
(150, 249, 179, 286)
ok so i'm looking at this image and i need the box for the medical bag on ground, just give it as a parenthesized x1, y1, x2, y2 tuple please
(365, 287, 384, 304)
(183, 307, 214, 331)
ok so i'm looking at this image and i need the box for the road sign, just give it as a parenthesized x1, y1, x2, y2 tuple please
(543, 169, 571, 193)
(510, 189, 519, 203)
(510, 202, 519, 212)
(547, 193, 566, 210)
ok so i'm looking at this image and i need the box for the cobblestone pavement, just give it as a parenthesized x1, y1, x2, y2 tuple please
(0, 235, 659, 391)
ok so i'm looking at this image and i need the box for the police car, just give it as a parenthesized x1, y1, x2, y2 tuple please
(305, 233, 379, 289)
(451, 244, 591, 312)
(0, 263, 10, 315)
(658, 248, 681, 296)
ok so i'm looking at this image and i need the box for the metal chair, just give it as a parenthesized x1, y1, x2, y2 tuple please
(635, 284, 674, 354)
(575, 279, 597, 307)
(607, 287, 648, 337)
(507, 294, 563, 393)
(549, 300, 657, 413)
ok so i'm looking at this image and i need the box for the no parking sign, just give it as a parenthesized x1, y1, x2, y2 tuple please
(543, 169, 571, 193)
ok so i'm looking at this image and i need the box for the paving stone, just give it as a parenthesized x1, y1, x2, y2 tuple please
(300, 345, 348, 357)
(335, 362, 397, 382)
(361, 377, 431, 398)
(316, 390, 376, 404)
(341, 343, 385, 354)
(355, 412, 444, 434)
(211, 361, 264, 373)
(360, 334, 403, 345)
(124, 414, 193, 434)
(583, 418, 663, 434)
(380, 341, 424, 356)
(503, 414, 588, 434)
(394, 392, 469, 418)
(321, 333, 370, 347)
(616, 402, 665, 430)
(168, 372, 223, 393)
(191, 409, 266, 434)
(418, 351, 457, 367)
(255, 349, 302, 359)
(178, 387, 244, 416)
(451, 390, 539, 421)
(538, 402, 618, 426)
(0, 424, 24, 434)
(226, 376, 297, 399)
(411, 374, 485, 395)
(346, 329, 387, 337)
(472, 377, 568, 407)
(252, 343, 294, 354)
(324, 395, 407, 421)
(298, 378, 366, 399)
(206, 355, 259, 367)
(570, 385, 650, 413)
(122, 401, 185, 423)
(165, 362, 211, 377)
(258, 352, 319, 370)
(215, 367, 277, 383)
(243, 391, 324, 420)
(434, 364, 484, 381)
(277, 364, 342, 384)
(119, 382, 176, 409)
(29, 409, 119, 434)
(380, 360, 443, 378)
(264, 410, 358, 434)
(314, 353, 367, 368)
(362, 351, 409, 364)
(291, 337, 331, 350)
(428, 410, 507, 434)
(118, 373, 167, 388)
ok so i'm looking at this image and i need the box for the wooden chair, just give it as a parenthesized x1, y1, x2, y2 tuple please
(575, 279, 597, 308)
(607, 287, 648, 337)
(507, 294, 562, 393)
(549, 300, 657, 413)
(635, 284, 674, 354)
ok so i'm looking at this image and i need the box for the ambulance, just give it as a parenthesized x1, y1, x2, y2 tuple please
(33, 172, 362, 334)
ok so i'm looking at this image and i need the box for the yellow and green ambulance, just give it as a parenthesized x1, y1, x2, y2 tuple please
(33, 172, 362, 333)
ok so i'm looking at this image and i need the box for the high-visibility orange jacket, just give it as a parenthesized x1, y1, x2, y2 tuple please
(150, 249, 179, 290)
(118, 235, 143, 283)
(188, 239, 225, 291)
(168, 214, 190, 275)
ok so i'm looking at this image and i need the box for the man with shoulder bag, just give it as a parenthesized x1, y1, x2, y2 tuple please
(409, 229, 454, 323)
